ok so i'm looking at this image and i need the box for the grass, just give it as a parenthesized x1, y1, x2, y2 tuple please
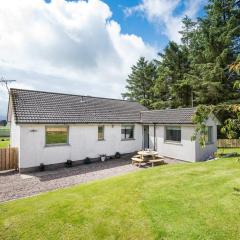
(0, 126, 10, 138)
(0, 138, 9, 148)
(218, 147, 240, 154)
(0, 151, 240, 239)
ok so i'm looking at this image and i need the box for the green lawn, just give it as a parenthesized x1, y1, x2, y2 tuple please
(0, 126, 10, 138)
(1, 154, 240, 239)
(218, 147, 240, 154)
(0, 138, 9, 148)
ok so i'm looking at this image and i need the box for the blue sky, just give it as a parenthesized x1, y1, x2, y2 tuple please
(102, 0, 169, 49)
(46, 0, 206, 51)
(103, 0, 206, 50)
(0, 0, 207, 119)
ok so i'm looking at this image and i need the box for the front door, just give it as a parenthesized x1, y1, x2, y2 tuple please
(143, 125, 149, 149)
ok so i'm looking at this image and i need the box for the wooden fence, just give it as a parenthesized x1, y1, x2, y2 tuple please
(0, 147, 18, 171)
(217, 139, 240, 148)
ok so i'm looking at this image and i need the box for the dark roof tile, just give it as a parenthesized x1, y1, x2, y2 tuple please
(10, 88, 147, 124)
(141, 108, 196, 124)
(10, 88, 197, 125)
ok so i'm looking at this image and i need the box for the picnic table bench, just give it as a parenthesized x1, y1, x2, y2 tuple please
(148, 158, 165, 167)
(131, 151, 165, 167)
(131, 157, 145, 167)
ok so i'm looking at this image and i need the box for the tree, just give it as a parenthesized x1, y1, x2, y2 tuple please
(192, 104, 240, 147)
(0, 120, 7, 126)
(179, 15, 197, 46)
(187, 0, 240, 105)
(153, 42, 192, 109)
(230, 55, 240, 88)
(122, 57, 157, 108)
(122, 0, 240, 112)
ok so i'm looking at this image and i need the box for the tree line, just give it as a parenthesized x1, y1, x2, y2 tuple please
(122, 0, 240, 110)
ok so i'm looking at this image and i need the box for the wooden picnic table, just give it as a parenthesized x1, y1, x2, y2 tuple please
(132, 150, 164, 167)
(137, 150, 159, 160)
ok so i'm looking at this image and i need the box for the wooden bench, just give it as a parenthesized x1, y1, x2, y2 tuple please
(132, 155, 141, 158)
(131, 157, 145, 167)
(148, 158, 165, 167)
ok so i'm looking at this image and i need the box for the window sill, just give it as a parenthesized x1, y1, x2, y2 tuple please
(98, 139, 105, 141)
(121, 139, 135, 141)
(45, 143, 70, 148)
(164, 140, 182, 146)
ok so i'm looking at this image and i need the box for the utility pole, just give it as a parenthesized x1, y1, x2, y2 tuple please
(0, 77, 16, 93)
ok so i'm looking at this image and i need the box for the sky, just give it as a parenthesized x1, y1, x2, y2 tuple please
(0, 0, 206, 119)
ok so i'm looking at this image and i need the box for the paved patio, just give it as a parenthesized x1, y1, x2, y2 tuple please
(0, 155, 183, 202)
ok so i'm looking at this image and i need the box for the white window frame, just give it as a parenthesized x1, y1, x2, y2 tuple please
(45, 126, 69, 146)
(165, 126, 181, 143)
(121, 124, 135, 140)
(98, 125, 105, 141)
(206, 126, 213, 144)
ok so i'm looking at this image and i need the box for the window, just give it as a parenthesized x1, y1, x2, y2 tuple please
(206, 126, 213, 144)
(121, 125, 134, 140)
(165, 126, 181, 142)
(98, 125, 104, 140)
(46, 126, 68, 145)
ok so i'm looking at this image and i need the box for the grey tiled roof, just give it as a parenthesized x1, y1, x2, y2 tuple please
(10, 88, 197, 125)
(10, 88, 147, 124)
(141, 108, 196, 124)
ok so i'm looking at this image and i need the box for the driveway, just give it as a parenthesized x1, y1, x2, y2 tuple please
(0, 156, 140, 202)
(0, 156, 182, 202)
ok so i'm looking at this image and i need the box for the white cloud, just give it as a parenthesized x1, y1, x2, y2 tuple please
(125, 0, 205, 43)
(0, 0, 156, 118)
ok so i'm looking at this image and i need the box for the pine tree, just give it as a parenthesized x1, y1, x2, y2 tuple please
(153, 42, 192, 108)
(122, 57, 157, 108)
(188, 0, 240, 104)
(122, 0, 240, 109)
(179, 15, 197, 47)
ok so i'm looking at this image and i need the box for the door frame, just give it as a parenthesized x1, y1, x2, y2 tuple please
(143, 125, 149, 149)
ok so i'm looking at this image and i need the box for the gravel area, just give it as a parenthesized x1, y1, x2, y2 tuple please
(0, 155, 183, 202)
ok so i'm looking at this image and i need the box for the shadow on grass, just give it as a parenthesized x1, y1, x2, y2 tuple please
(233, 187, 240, 196)
(217, 152, 240, 159)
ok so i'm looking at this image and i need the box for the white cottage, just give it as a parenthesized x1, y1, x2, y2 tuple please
(8, 88, 219, 172)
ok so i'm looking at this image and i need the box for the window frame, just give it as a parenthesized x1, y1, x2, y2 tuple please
(98, 125, 105, 141)
(165, 126, 181, 143)
(121, 124, 135, 141)
(45, 125, 69, 146)
(206, 126, 213, 144)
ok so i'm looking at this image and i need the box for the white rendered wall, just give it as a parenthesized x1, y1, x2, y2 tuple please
(195, 117, 218, 161)
(10, 114, 20, 148)
(18, 124, 142, 168)
(148, 116, 218, 162)
(153, 125, 196, 162)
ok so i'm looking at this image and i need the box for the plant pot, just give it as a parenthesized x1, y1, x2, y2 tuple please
(84, 157, 91, 164)
(39, 163, 45, 171)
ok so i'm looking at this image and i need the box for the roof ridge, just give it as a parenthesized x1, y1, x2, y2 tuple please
(141, 107, 196, 113)
(10, 88, 139, 104)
